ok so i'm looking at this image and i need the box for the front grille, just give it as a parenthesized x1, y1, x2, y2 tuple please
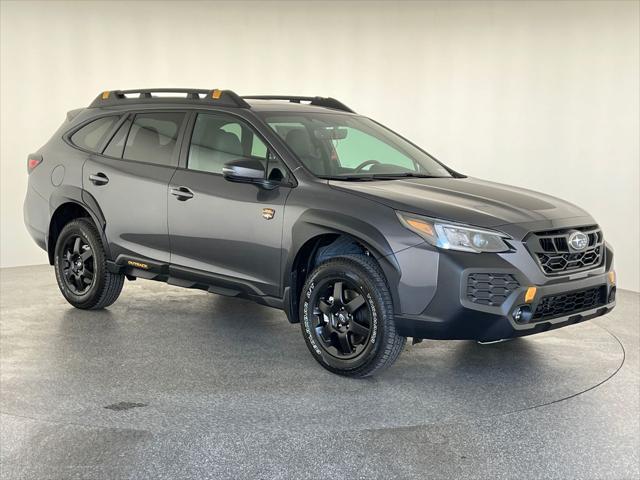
(525, 225, 604, 275)
(532, 286, 607, 321)
(467, 273, 520, 306)
(537, 247, 602, 274)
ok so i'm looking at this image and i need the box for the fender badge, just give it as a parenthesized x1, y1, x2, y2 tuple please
(262, 208, 275, 220)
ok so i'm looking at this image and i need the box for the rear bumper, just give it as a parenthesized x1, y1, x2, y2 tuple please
(24, 184, 49, 252)
(393, 245, 616, 342)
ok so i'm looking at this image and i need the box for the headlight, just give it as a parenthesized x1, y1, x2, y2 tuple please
(396, 211, 511, 253)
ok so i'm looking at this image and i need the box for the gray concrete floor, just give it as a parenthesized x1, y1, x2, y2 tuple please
(0, 265, 638, 480)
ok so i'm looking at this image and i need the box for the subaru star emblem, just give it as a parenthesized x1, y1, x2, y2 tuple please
(568, 231, 589, 251)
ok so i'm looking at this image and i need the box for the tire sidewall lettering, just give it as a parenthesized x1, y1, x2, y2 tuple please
(367, 292, 378, 345)
(301, 268, 381, 367)
(303, 281, 322, 355)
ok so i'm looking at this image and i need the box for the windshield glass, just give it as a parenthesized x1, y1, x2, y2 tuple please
(259, 112, 453, 179)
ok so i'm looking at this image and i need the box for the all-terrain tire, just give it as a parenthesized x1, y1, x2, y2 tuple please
(300, 254, 406, 377)
(54, 218, 124, 309)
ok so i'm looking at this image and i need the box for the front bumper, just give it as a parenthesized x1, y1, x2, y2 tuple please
(392, 243, 616, 342)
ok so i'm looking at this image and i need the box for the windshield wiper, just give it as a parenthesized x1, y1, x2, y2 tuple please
(328, 173, 447, 181)
(368, 173, 445, 179)
(327, 175, 393, 181)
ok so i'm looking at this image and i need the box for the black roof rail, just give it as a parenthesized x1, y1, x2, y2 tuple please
(89, 88, 251, 109)
(242, 95, 355, 113)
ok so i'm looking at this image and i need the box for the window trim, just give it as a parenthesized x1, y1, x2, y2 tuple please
(177, 108, 297, 187)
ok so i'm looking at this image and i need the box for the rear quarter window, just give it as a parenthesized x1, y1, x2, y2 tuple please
(70, 116, 119, 152)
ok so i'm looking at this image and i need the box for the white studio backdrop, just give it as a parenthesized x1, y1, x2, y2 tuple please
(1, 0, 638, 291)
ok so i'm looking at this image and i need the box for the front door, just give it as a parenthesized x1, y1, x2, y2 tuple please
(168, 111, 292, 297)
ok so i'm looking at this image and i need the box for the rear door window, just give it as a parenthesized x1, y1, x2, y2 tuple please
(103, 118, 131, 158)
(71, 116, 119, 152)
(122, 112, 186, 166)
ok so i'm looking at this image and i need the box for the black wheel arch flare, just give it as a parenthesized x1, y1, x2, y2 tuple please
(283, 210, 402, 324)
(47, 186, 109, 265)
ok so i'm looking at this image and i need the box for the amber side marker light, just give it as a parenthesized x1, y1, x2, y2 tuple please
(406, 218, 434, 236)
(524, 286, 537, 304)
(608, 271, 617, 303)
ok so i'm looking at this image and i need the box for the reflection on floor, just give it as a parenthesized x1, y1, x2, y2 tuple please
(1, 265, 638, 479)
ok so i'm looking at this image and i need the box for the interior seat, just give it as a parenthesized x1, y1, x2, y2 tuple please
(125, 125, 166, 162)
(189, 129, 243, 173)
(285, 129, 315, 160)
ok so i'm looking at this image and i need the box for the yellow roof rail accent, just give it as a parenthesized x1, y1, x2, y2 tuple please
(88, 88, 252, 109)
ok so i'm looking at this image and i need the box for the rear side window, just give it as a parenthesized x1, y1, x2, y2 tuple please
(71, 116, 119, 152)
(122, 112, 185, 166)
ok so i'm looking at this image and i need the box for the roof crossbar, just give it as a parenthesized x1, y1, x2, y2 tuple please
(242, 95, 355, 113)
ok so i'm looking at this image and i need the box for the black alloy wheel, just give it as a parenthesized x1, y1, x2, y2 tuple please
(60, 234, 94, 295)
(312, 278, 372, 359)
(300, 254, 406, 377)
(54, 218, 124, 310)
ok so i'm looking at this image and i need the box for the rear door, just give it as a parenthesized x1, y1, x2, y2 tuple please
(83, 111, 187, 263)
(167, 110, 293, 297)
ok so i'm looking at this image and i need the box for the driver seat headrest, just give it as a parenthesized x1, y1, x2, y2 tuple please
(212, 130, 242, 156)
(285, 129, 314, 158)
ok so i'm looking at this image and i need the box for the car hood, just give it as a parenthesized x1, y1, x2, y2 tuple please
(329, 177, 595, 240)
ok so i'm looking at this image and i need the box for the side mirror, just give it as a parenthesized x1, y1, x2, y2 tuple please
(222, 158, 268, 186)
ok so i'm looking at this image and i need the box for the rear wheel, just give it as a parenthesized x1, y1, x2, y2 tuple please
(54, 218, 124, 309)
(300, 254, 406, 377)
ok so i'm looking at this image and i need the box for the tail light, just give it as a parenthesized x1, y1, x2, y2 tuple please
(27, 154, 43, 173)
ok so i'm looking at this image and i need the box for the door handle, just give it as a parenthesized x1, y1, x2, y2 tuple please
(170, 186, 194, 201)
(89, 173, 109, 186)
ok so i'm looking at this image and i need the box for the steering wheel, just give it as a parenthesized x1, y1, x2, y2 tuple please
(353, 160, 381, 173)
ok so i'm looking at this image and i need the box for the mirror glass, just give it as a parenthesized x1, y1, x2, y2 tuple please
(313, 127, 348, 140)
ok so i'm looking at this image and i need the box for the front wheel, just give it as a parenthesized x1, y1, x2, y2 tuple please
(300, 254, 406, 377)
(54, 218, 124, 309)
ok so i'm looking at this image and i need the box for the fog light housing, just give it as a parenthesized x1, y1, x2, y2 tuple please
(513, 305, 533, 324)
(608, 286, 616, 303)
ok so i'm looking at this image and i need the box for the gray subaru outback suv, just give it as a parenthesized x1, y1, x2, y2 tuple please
(24, 88, 616, 377)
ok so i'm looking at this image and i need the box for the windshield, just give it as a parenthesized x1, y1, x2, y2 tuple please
(259, 112, 454, 180)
